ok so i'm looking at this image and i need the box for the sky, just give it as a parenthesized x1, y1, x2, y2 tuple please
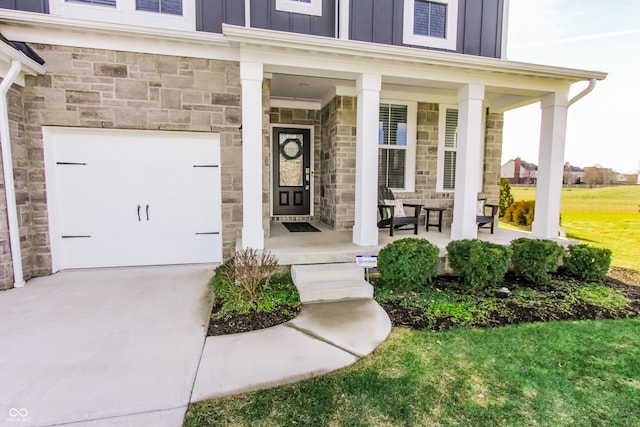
(503, 0, 640, 174)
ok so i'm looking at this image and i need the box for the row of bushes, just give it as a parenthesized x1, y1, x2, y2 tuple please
(378, 237, 612, 292)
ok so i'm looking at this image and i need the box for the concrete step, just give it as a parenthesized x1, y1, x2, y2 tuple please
(296, 279, 374, 303)
(291, 263, 364, 285)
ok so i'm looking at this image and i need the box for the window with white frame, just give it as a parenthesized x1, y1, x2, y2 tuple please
(276, 0, 322, 16)
(378, 102, 417, 192)
(72, 0, 116, 6)
(436, 105, 485, 192)
(437, 105, 458, 191)
(136, 0, 182, 15)
(51, 0, 194, 30)
(403, 0, 458, 50)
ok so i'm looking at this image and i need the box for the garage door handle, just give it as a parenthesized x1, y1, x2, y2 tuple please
(137, 205, 141, 221)
(146, 204, 150, 221)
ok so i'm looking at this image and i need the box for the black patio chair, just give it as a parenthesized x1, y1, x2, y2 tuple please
(377, 186, 422, 236)
(477, 198, 499, 234)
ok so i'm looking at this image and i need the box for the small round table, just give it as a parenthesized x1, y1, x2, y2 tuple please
(422, 207, 446, 232)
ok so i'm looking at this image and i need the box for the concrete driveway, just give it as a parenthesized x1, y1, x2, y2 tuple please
(0, 264, 214, 427)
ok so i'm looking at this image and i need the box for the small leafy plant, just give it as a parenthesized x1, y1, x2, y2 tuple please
(510, 238, 564, 284)
(446, 239, 512, 292)
(564, 244, 612, 280)
(378, 238, 440, 291)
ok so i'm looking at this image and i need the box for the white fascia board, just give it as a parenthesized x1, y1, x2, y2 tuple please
(0, 10, 237, 61)
(248, 44, 575, 96)
(223, 24, 607, 83)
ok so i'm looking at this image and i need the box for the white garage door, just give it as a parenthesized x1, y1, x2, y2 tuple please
(44, 128, 222, 270)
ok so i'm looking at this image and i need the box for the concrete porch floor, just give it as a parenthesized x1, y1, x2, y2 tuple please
(266, 221, 573, 265)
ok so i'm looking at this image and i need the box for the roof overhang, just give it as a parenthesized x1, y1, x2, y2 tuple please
(0, 37, 46, 86)
(223, 25, 607, 112)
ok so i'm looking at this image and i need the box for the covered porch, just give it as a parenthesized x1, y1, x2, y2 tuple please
(264, 222, 575, 266)
(225, 25, 605, 259)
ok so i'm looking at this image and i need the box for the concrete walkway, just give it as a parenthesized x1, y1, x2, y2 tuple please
(0, 262, 390, 426)
(191, 263, 391, 401)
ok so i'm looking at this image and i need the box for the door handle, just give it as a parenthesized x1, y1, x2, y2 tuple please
(146, 204, 150, 221)
(137, 205, 141, 221)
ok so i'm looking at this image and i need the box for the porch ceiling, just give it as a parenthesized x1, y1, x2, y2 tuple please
(269, 72, 547, 113)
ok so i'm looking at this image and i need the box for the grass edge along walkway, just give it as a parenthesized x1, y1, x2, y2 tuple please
(185, 318, 640, 427)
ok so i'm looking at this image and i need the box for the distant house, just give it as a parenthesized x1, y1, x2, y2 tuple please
(501, 158, 538, 184)
(563, 162, 585, 185)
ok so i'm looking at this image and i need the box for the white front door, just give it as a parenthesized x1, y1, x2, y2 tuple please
(44, 128, 222, 270)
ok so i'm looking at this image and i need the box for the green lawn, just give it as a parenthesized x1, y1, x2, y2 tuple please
(507, 186, 640, 270)
(185, 319, 640, 426)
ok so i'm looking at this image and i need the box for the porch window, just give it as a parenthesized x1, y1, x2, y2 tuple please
(276, 0, 322, 16)
(136, 0, 182, 15)
(437, 106, 458, 191)
(403, 0, 458, 50)
(378, 102, 417, 192)
(436, 105, 485, 192)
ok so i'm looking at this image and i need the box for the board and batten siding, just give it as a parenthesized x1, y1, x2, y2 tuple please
(350, 0, 504, 58)
(250, 0, 335, 37)
(196, 0, 245, 33)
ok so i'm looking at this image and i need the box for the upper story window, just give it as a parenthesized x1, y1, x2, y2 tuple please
(72, 0, 116, 5)
(378, 102, 417, 192)
(50, 0, 195, 31)
(276, 0, 322, 16)
(136, 0, 182, 15)
(403, 0, 458, 50)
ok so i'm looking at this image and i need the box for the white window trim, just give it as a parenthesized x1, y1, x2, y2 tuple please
(379, 100, 417, 193)
(437, 104, 457, 193)
(403, 0, 458, 50)
(276, 0, 323, 16)
(436, 104, 485, 193)
(49, 0, 195, 32)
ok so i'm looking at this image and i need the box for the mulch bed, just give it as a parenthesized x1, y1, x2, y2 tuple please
(208, 272, 640, 336)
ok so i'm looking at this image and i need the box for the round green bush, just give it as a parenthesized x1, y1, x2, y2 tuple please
(378, 238, 440, 291)
(446, 239, 512, 292)
(510, 238, 564, 284)
(564, 244, 612, 280)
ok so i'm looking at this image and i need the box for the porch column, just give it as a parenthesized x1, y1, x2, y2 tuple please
(532, 90, 569, 238)
(353, 73, 381, 246)
(240, 61, 265, 249)
(451, 84, 485, 240)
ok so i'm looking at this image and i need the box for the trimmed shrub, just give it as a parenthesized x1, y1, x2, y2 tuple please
(446, 239, 512, 292)
(510, 238, 564, 284)
(378, 238, 440, 291)
(564, 244, 612, 280)
(504, 200, 535, 226)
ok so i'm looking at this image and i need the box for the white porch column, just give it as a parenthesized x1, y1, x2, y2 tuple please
(352, 73, 381, 246)
(451, 84, 485, 240)
(240, 61, 265, 249)
(532, 90, 569, 238)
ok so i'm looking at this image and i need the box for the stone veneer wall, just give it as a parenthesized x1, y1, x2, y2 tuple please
(269, 107, 321, 220)
(0, 84, 33, 290)
(481, 112, 504, 204)
(261, 79, 271, 238)
(18, 44, 244, 273)
(320, 96, 357, 230)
